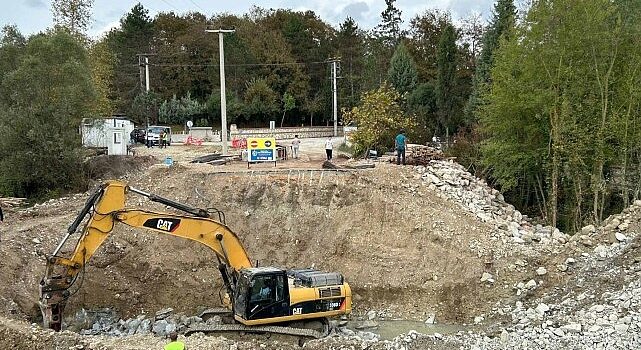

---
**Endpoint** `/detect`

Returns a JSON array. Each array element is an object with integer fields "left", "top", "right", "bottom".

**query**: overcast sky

[{"left": 2, "top": 0, "right": 496, "bottom": 38}]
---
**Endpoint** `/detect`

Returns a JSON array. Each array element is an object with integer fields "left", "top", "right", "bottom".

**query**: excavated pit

[
  {"left": 6, "top": 156, "right": 621, "bottom": 348},
  {"left": 0, "top": 164, "right": 510, "bottom": 322}
]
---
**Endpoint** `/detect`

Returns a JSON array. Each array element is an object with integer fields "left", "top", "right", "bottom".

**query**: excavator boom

[
  {"left": 39, "top": 181, "right": 251, "bottom": 330},
  {"left": 39, "top": 180, "right": 351, "bottom": 338}
]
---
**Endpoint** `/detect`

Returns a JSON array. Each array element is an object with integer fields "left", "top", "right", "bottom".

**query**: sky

[{"left": 1, "top": 0, "right": 496, "bottom": 38}]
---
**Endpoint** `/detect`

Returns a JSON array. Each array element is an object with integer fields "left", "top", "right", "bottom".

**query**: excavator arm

[{"left": 39, "top": 181, "right": 252, "bottom": 331}]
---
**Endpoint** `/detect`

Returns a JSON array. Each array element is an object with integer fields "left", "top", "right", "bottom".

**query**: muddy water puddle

[{"left": 347, "top": 320, "right": 465, "bottom": 340}]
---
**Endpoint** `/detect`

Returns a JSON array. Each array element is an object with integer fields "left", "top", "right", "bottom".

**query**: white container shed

[{"left": 81, "top": 116, "right": 135, "bottom": 151}]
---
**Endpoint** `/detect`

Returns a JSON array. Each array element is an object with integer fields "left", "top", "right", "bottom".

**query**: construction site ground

[{"left": 1, "top": 138, "right": 640, "bottom": 349}]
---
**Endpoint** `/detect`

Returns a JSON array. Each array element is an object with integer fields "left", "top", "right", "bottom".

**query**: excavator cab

[{"left": 234, "top": 267, "right": 290, "bottom": 321}]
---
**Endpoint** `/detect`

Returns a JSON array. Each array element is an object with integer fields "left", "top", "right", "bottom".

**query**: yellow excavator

[{"left": 39, "top": 181, "right": 351, "bottom": 339}]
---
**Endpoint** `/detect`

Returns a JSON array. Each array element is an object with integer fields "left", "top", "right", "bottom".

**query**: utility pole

[
  {"left": 137, "top": 53, "right": 155, "bottom": 142},
  {"left": 145, "top": 57, "right": 150, "bottom": 92},
  {"left": 136, "top": 53, "right": 155, "bottom": 92},
  {"left": 328, "top": 57, "right": 341, "bottom": 137},
  {"left": 206, "top": 28, "right": 235, "bottom": 155}
]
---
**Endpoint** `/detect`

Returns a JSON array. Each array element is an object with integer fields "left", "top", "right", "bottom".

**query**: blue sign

[{"left": 250, "top": 149, "right": 275, "bottom": 161}]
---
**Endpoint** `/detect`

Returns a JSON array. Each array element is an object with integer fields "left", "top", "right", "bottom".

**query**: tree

[
  {"left": 130, "top": 91, "right": 160, "bottom": 125},
  {"left": 159, "top": 92, "right": 203, "bottom": 125},
  {"left": 459, "top": 13, "right": 486, "bottom": 65},
  {"left": 0, "top": 25, "right": 26, "bottom": 75},
  {"left": 87, "top": 39, "right": 115, "bottom": 117},
  {"left": 280, "top": 92, "right": 295, "bottom": 127},
  {"left": 0, "top": 29, "right": 95, "bottom": 198},
  {"left": 342, "top": 83, "right": 418, "bottom": 155},
  {"left": 407, "top": 82, "right": 437, "bottom": 141},
  {"left": 387, "top": 43, "right": 418, "bottom": 95},
  {"left": 407, "top": 9, "right": 452, "bottom": 81},
  {"left": 368, "top": 0, "right": 404, "bottom": 87},
  {"left": 465, "top": 0, "right": 516, "bottom": 123},
  {"left": 374, "top": 0, "right": 403, "bottom": 48},
  {"left": 105, "top": 3, "right": 153, "bottom": 112},
  {"left": 435, "top": 23, "right": 458, "bottom": 135},
  {"left": 51, "top": 0, "right": 94, "bottom": 35},
  {"left": 480, "top": 0, "right": 641, "bottom": 230},
  {"left": 243, "top": 78, "right": 279, "bottom": 123},
  {"left": 336, "top": 17, "right": 366, "bottom": 110}
]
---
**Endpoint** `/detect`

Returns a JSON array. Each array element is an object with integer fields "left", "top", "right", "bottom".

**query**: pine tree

[
  {"left": 387, "top": 43, "right": 418, "bottom": 95},
  {"left": 435, "top": 24, "right": 458, "bottom": 135},
  {"left": 374, "top": 0, "right": 403, "bottom": 48},
  {"left": 464, "top": 0, "right": 516, "bottom": 123},
  {"left": 336, "top": 17, "right": 366, "bottom": 109}
]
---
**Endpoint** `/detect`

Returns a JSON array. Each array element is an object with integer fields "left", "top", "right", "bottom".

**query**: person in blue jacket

[{"left": 395, "top": 129, "right": 407, "bottom": 165}]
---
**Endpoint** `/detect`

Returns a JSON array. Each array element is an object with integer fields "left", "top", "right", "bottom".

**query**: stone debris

[
  {"left": 414, "top": 161, "right": 571, "bottom": 251},
  {"left": 480, "top": 272, "right": 495, "bottom": 283}
]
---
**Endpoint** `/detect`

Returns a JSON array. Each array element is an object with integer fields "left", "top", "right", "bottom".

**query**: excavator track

[{"left": 184, "top": 321, "right": 329, "bottom": 339}]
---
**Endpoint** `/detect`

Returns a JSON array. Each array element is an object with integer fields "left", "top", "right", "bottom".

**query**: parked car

[
  {"left": 147, "top": 126, "right": 172, "bottom": 146},
  {"left": 130, "top": 128, "right": 146, "bottom": 144}
]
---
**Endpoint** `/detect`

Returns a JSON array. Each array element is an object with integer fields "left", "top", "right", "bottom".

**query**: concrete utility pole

[
  {"left": 137, "top": 53, "right": 155, "bottom": 142},
  {"left": 145, "top": 57, "right": 150, "bottom": 92},
  {"left": 328, "top": 58, "right": 341, "bottom": 137},
  {"left": 206, "top": 28, "right": 235, "bottom": 155}
]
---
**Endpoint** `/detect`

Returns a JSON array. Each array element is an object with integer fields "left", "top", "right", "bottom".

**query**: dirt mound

[{"left": 84, "top": 155, "right": 155, "bottom": 181}]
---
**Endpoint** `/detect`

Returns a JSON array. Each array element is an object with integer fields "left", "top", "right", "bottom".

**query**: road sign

[{"left": 247, "top": 137, "right": 276, "bottom": 165}]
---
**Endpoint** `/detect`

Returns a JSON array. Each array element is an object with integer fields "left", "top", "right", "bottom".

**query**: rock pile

[
  {"left": 415, "top": 160, "right": 570, "bottom": 247},
  {"left": 402, "top": 144, "right": 445, "bottom": 165},
  {"left": 73, "top": 308, "right": 203, "bottom": 337}
]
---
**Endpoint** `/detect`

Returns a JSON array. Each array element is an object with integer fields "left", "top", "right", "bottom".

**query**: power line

[
  {"left": 157, "top": 0, "right": 179, "bottom": 11},
  {"left": 149, "top": 61, "right": 330, "bottom": 68},
  {"left": 186, "top": 0, "right": 206, "bottom": 13}
]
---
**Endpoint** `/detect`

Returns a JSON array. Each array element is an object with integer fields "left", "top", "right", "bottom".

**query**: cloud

[
  {"left": 24, "top": 0, "right": 46, "bottom": 8},
  {"left": 90, "top": 20, "right": 120, "bottom": 39},
  {"left": 340, "top": 1, "right": 369, "bottom": 22},
  {"left": 448, "top": 0, "right": 494, "bottom": 19}
]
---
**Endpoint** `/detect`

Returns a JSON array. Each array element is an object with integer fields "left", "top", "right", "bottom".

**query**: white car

[{"left": 147, "top": 126, "right": 172, "bottom": 146}]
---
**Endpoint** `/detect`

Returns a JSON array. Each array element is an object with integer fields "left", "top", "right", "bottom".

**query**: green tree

[
  {"left": 387, "top": 42, "right": 418, "bottom": 95},
  {"left": 374, "top": 0, "right": 403, "bottom": 49},
  {"left": 407, "top": 9, "right": 452, "bottom": 81},
  {"left": 481, "top": 0, "right": 641, "bottom": 230},
  {"left": 87, "top": 39, "right": 115, "bottom": 117},
  {"left": 243, "top": 78, "right": 279, "bottom": 122},
  {"left": 105, "top": 3, "right": 153, "bottom": 112},
  {"left": 465, "top": 0, "right": 516, "bottom": 123},
  {"left": 280, "top": 92, "right": 295, "bottom": 127},
  {"left": 159, "top": 92, "right": 203, "bottom": 125},
  {"left": 130, "top": 91, "right": 159, "bottom": 125},
  {"left": 336, "top": 17, "right": 366, "bottom": 110},
  {"left": 407, "top": 82, "right": 437, "bottom": 140},
  {"left": 0, "top": 25, "right": 26, "bottom": 75},
  {"left": 435, "top": 23, "right": 458, "bottom": 135},
  {"left": 51, "top": 0, "right": 94, "bottom": 35},
  {"left": 367, "top": 0, "right": 404, "bottom": 88},
  {"left": 342, "top": 83, "right": 418, "bottom": 155},
  {"left": 0, "top": 29, "right": 95, "bottom": 197}
]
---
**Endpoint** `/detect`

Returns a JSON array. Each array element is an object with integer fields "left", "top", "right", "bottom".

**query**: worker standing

[
  {"left": 325, "top": 137, "right": 333, "bottom": 161},
  {"left": 395, "top": 129, "right": 407, "bottom": 165},
  {"left": 292, "top": 135, "right": 301, "bottom": 159},
  {"left": 164, "top": 332, "right": 185, "bottom": 350},
  {"left": 159, "top": 131, "right": 166, "bottom": 149}
]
